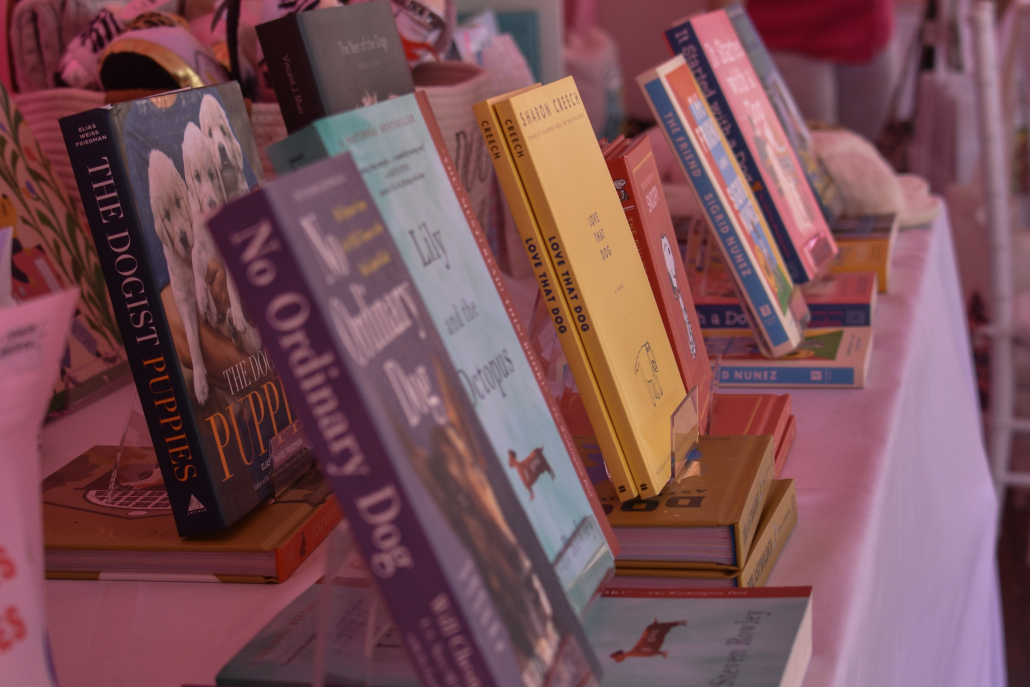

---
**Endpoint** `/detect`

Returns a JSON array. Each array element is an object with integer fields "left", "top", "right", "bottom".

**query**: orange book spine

[{"left": 273, "top": 495, "right": 343, "bottom": 582}]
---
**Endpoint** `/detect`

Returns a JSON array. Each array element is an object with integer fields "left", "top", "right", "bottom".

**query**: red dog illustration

[
  {"left": 507, "top": 448, "right": 554, "bottom": 500},
  {"left": 610, "top": 619, "right": 687, "bottom": 662}
]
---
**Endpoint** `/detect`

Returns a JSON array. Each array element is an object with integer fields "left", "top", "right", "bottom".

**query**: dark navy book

[
  {"left": 60, "top": 84, "right": 309, "bottom": 537},
  {"left": 206, "top": 151, "right": 601, "bottom": 687}
]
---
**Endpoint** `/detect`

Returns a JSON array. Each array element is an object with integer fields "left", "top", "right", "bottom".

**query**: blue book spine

[
  {"left": 61, "top": 109, "right": 232, "bottom": 536},
  {"left": 665, "top": 22, "right": 809, "bottom": 283},
  {"left": 642, "top": 77, "right": 791, "bottom": 349},
  {"left": 698, "top": 302, "right": 870, "bottom": 329},
  {"left": 716, "top": 364, "right": 855, "bottom": 387}
]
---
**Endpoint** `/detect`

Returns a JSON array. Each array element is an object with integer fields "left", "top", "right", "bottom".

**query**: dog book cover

[
  {"left": 207, "top": 151, "right": 601, "bottom": 687},
  {"left": 60, "top": 84, "right": 310, "bottom": 537}
]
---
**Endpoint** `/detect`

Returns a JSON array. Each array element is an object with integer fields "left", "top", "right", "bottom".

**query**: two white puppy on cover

[{"left": 148, "top": 94, "right": 260, "bottom": 405}]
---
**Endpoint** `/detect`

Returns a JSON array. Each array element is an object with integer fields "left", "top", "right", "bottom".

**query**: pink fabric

[{"left": 747, "top": 0, "right": 895, "bottom": 64}]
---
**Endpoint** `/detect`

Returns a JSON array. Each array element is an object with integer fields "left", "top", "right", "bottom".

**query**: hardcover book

[
  {"left": 829, "top": 213, "right": 898, "bottom": 292},
  {"left": 724, "top": 3, "right": 845, "bottom": 225},
  {"left": 665, "top": 9, "right": 839, "bottom": 284},
  {"left": 598, "top": 434, "right": 775, "bottom": 568},
  {"left": 706, "top": 327, "right": 874, "bottom": 388},
  {"left": 709, "top": 393, "right": 794, "bottom": 477},
  {"left": 60, "top": 84, "right": 309, "bottom": 536},
  {"left": 267, "top": 91, "right": 618, "bottom": 614},
  {"left": 0, "top": 82, "right": 128, "bottom": 415},
  {"left": 257, "top": 0, "right": 415, "bottom": 133},
  {"left": 207, "top": 151, "right": 601, "bottom": 687},
  {"left": 489, "top": 78, "right": 692, "bottom": 500},
  {"left": 583, "top": 584, "right": 812, "bottom": 687},
  {"left": 473, "top": 88, "right": 638, "bottom": 500},
  {"left": 638, "top": 55, "right": 809, "bottom": 358},
  {"left": 605, "top": 135, "right": 712, "bottom": 431},
  {"left": 615, "top": 478, "right": 798, "bottom": 588},
  {"left": 43, "top": 446, "right": 340, "bottom": 583}
]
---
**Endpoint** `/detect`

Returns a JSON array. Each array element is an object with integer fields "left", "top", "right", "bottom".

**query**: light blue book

[
  {"left": 584, "top": 586, "right": 812, "bottom": 687},
  {"left": 268, "top": 92, "right": 614, "bottom": 616}
]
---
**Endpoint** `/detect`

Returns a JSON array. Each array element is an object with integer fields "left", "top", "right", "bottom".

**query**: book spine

[
  {"left": 734, "top": 442, "right": 774, "bottom": 567},
  {"left": 256, "top": 16, "right": 327, "bottom": 134},
  {"left": 698, "top": 301, "right": 870, "bottom": 329},
  {"left": 473, "top": 100, "right": 638, "bottom": 502},
  {"left": 423, "top": 94, "right": 621, "bottom": 550},
  {"left": 491, "top": 97, "right": 668, "bottom": 499},
  {"left": 715, "top": 363, "right": 856, "bottom": 387},
  {"left": 272, "top": 495, "right": 343, "bottom": 582},
  {"left": 210, "top": 190, "right": 502, "bottom": 687},
  {"left": 60, "top": 110, "right": 227, "bottom": 536},
  {"left": 267, "top": 124, "right": 331, "bottom": 176},
  {"left": 665, "top": 23, "right": 809, "bottom": 283},
  {"left": 641, "top": 75, "right": 795, "bottom": 356},
  {"left": 741, "top": 480, "right": 797, "bottom": 588}
]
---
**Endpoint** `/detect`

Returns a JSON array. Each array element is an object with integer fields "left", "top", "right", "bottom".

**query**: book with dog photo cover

[
  {"left": 267, "top": 91, "right": 617, "bottom": 617},
  {"left": 60, "top": 83, "right": 311, "bottom": 537},
  {"left": 207, "top": 150, "right": 602, "bottom": 687}
]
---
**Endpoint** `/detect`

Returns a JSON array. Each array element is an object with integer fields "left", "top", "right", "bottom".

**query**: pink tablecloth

[{"left": 41, "top": 209, "right": 1005, "bottom": 687}]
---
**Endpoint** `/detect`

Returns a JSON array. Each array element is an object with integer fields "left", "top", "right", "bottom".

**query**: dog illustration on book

[
  {"left": 634, "top": 341, "right": 663, "bottom": 407},
  {"left": 610, "top": 619, "right": 687, "bottom": 662},
  {"left": 661, "top": 235, "right": 697, "bottom": 359},
  {"left": 508, "top": 448, "right": 555, "bottom": 500},
  {"left": 199, "top": 94, "right": 248, "bottom": 200}
]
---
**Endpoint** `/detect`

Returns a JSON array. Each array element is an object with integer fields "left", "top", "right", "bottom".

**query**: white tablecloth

[{"left": 40, "top": 210, "right": 1006, "bottom": 687}]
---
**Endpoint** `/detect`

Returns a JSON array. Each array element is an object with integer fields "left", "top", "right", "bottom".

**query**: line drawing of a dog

[{"left": 199, "top": 94, "right": 249, "bottom": 200}]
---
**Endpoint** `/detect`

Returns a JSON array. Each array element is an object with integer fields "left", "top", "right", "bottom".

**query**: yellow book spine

[
  {"left": 492, "top": 86, "right": 685, "bottom": 498},
  {"left": 740, "top": 479, "right": 797, "bottom": 588},
  {"left": 473, "top": 97, "right": 638, "bottom": 500},
  {"left": 830, "top": 240, "right": 889, "bottom": 292}
]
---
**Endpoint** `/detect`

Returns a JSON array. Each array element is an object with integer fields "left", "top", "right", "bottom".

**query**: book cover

[
  {"left": 491, "top": 77, "right": 692, "bottom": 499},
  {"left": 709, "top": 393, "right": 792, "bottom": 477},
  {"left": 43, "top": 446, "right": 340, "bottom": 583},
  {"left": 829, "top": 213, "right": 898, "bottom": 292},
  {"left": 0, "top": 82, "right": 128, "bottom": 415},
  {"left": 208, "top": 151, "right": 601, "bottom": 687},
  {"left": 666, "top": 10, "right": 838, "bottom": 284},
  {"left": 638, "top": 55, "right": 809, "bottom": 358},
  {"left": 583, "top": 584, "right": 812, "bottom": 687},
  {"left": 725, "top": 3, "right": 845, "bottom": 225},
  {"left": 599, "top": 435, "right": 775, "bottom": 568},
  {"left": 60, "top": 84, "right": 308, "bottom": 536},
  {"left": 257, "top": 0, "right": 414, "bottom": 133},
  {"left": 605, "top": 136, "right": 712, "bottom": 431},
  {"left": 268, "top": 92, "right": 618, "bottom": 614},
  {"left": 706, "top": 327, "right": 874, "bottom": 388},
  {"left": 473, "top": 89, "right": 638, "bottom": 501},
  {"left": 615, "top": 478, "right": 798, "bottom": 588}
]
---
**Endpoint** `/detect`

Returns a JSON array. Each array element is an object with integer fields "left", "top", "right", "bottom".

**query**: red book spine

[{"left": 273, "top": 496, "right": 344, "bottom": 582}]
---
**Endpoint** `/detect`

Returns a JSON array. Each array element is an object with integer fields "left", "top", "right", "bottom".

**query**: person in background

[{"left": 745, "top": 0, "right": 897, "bottom": 142}]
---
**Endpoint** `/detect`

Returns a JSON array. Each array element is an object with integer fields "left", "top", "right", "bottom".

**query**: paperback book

[
  {"left": 44, "top": 446, "right": 339, "bottom": 583},
  {"left": 487, "top": 78, "right": 692, "bottom": 500},
  {"left": 665, "top": 9, "right": 838, "bottom": 283},
  {"left": 61, "top": 84, "right": 310, "bottom": 536},
  {"left": 208, "top": 150, "right": 601, "bottom": 687},
  {"left": 828, "top": 212, "right": 899, "bottom": 293},
  {"left": 268, "top": 91, "right": 618, "bottom": 614},
  {"left": 604, "top": 135, "right": 713, "bottom": 430},
  {"left": 598, "top": 434, "right": 775, "bottom": 568},
  {"left": 706, "top": 327, "right": 874, "bottom": 388},
  {"left": 709, "top": 393, "right": 795, "bottom": 477},
  {"left": 257, "top": 0, "right": 414, "bottom": 133},
  {"left": 638, "top": 54, "right": 809, "bottom": 358}
]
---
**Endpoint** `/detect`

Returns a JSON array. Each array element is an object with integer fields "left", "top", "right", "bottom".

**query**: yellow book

[
  {"left": 473, "top": 90, "right": 638, "bottom": 499},
  {"left": 492, "top": 77, "right": 689, "bottom": 498},
  {"left": 829, "top": 213, "right": 898, "bottom": 292}
]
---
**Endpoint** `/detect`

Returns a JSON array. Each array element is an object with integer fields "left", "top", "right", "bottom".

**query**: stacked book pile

[{"left": 28, "top": 0, "right": 928, "bottom": 684}]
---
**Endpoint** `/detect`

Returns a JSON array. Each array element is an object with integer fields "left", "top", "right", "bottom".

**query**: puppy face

[
  {"left": 148, "top": 149, "right": 193, "bottom": 261},
  {"left": 199, "top": 94, "right": 246, "bottom": 197},
  {"left": 182, "top": 122, "right": 226, "bottom": 219}
]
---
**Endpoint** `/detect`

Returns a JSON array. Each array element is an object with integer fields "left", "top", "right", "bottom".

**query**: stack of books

[{"left": 46, "top": 0, "right": 936, "bottom": 683}]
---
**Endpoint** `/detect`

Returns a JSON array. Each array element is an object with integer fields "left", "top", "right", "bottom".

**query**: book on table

[
  {"left": 615, "top": 478, "right": 798, "bottom": 588},
  {"left": 483, "top": 78, "right": 694, "bottom": 502},
  {"left": 604, "top": 134, "right": 713, "bottom": 431},
  {"left": 266, "top": 90, "right": 618, "bottom": 615},
  {"left": 707, "top": 327, "right": 874, "bottom": 388},
  {"left": 208, "top": 148, "right": 601, "bottom": 687},
  {"left": 709, "top": 393, "right": 795, "bottom": 477},
  {"left": 597, "top": 434, "right": 775, "bottom": 569},
  {"left": 638, "top": 54, "right": 810, "bottom": 359},
  {"left": 827, "top": 212, "right": 899, "bottom": 293},
  {"left": 665, "top": 8, "right": 839, "bottom": 284},
  {"left": 256, "top": 0, "right": 414, "bottom": 133},
  {"left": 43, "top": 446, "right": 340, "bottom": 583},
  {"left": 60, "top": 83, "right": 312, "bottom": 536}
]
